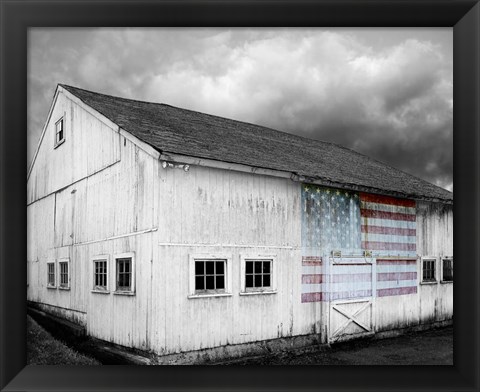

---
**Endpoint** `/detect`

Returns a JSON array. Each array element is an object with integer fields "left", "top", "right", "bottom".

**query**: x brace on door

[{"left": 330, "top": 300, "right": 372, "bottom": 340}]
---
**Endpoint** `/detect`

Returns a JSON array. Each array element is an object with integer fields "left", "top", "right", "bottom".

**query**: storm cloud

[{"left": 28, "top": 28, "right": 453, "bottom": 191}]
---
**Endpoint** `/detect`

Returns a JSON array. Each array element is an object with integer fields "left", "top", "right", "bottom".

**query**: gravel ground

[{"left": 224, "top": 326, "right": 453, "bottom": 365}]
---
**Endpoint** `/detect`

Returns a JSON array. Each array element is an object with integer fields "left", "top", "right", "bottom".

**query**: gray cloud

[{"left": 28, "top": 28, "right": 452, "bottom": 191}]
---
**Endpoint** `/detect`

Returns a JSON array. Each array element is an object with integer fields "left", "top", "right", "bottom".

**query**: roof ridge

[{"left": 59, "top": 83, "right": 343, "bottom": 148}]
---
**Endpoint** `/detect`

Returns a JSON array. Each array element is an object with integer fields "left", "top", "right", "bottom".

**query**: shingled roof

[{"left": 60, "top": 84, "right": 452, "bottom": 203}]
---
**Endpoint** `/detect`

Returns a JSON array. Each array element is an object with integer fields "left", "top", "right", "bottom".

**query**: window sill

[
  {"left": 47, "top": 286, "right": 57, "bottom": 290},
  {"left": 113, "top": 291, "right": 135, "bottom": 296},
  {"left": 54, "top": 139, "right": 65, "bottom": 149},
  {"left": 239, "top": 290, "right": 277, "bottom": 296},
  {"left": 420, "top": 281, "right": 438, "bottom": 285},
  {"left": 188, "top": 293, "right": 232, "bottom": 299},
  {"left": 440, "top": 280, "right": 453, "bottom": 284},
  {"left": 92, "top": 289, "right": 110, "bottom": 294},
  {"left": 58, "top": 287, "right": 70, "bottom": 291}
]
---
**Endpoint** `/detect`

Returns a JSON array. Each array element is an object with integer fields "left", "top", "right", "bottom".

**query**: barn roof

[{"left": 60, "top": 84, "right": 452, "bottom": 203}]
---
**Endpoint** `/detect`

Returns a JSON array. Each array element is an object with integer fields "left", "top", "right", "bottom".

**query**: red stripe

[
  {"left": 360, "top": 209, "right": 416, "bottom": 222},
  {"left": 301, "top": 292, "right": 324, "bottom": 303},
  {"left": 377, "top": 286, "right": 417, "bottom": 297},
  {"left": 302, "top": 274, "right": 323, "bottom": 284},
  {"left": 362, "top": 241, "right": 416, "bottom": 251},
  {"left": 377, "top": 259, "right": 417, "bottom": 265},
  {"left": 360, "top": 193, "right": 415, "bottom": 208},
  {"left": 377, "top": 272, "right": 417, "bottom": 281},
  {"left": 361, "top": 225, "right": 416, "bottom": 236},
  {"left": 331, "top": 273, "right": 372, "bottom": 283}
]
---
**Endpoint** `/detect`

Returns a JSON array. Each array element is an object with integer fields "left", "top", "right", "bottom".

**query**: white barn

[{"left": 27, "top": 84, "right": 453, "bottom": 363}]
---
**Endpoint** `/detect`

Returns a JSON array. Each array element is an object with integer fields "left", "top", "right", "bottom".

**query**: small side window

[
  {"left": 55, "top": 117, "right": 65, "bottom": 147},
  {"left": 114, "top": 253, "right": 135, "bottom": 295},
  {"left": 47, "top": 262, "right": 56, "bottom": 288},
  {"left": 58, "top": 258, "right": 70, "bottom": 289},
  {"left": 93, "top": 258, "right": 108, "bottom": 291},
  {"left": 442, "top": 258, "right": 453, "bottom": 282},
  {"left": 422, "top": 258, "right": 436, "bottom": 283}
]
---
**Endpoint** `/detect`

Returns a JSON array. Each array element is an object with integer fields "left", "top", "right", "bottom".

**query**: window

[
  {"left": 47, "top": 262, "right": 56, "bottom": 288},
  {"left": 240, "top": 255, "right": 277, "bottom": 295},
  {"left": 188, "top": 254, "right": 232, "bottom": 298},
  {"left": 55, "top": 117, "right": 65, "bottom": 146},
  {"left": 93, "top": 257, "right": 108, "bottom": 292},
  {"left": 422, "top": 258, "right": 436, "bottom": 282},
  {"left": 442, "top": 258, "right": 453, "bottom": 282},
  {"left": 114, "top": 253, "right": 135, "bottom": 294},
  {"left": 58, "top": 259, "right": 70, "bottom": 289},
  {"left": 195, "top": 260, "right": 226, "bottom": 292},
  {"left": 246, "top": 260, "right": 272, "bottom": 290}
]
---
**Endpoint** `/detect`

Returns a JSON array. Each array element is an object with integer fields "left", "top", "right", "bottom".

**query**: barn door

[{"left": 327, "top": 257, "right": 376, "bottom": 343}]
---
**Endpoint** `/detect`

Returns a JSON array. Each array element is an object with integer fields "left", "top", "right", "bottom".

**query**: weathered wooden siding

[
  {"left": 416, "top": 201, "right": 453, "bottom": 324},
  {"left": 27, "top": 90, "right": 120, "bottom": 205},
  {"left": 374, "top": 201, "right": 453, "bottom": 331},
  {"left": 151, "top": 165, "right": 321, "bottom": 354},
  {"left": 27, "top": 93, "right": 159, "bottom": 350}
]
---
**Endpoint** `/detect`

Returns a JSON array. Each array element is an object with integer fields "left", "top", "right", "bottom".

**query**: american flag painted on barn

[
  {"left": 301, "top": 185, "right": 419, "bottom": 302},
  {"left": 301, "top": 185, "right": 362, "bottom": 257},
  {"left": 360, "top": 193, "right": 417, "bottom": 257}
]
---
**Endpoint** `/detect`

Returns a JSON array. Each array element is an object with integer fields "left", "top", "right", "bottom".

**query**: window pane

[
  {"left": 263, "top": 262, "right": 270, "bottom": 273},
  {"left": 254, "top": 262, "right": 262, "bottom": 273},
  {"left": 246, "top": 261, "right": 253, "bottom": 273},
  {"left": 254, "top": 274, "right": 262, "bottom": 287},
  {"left": 195, "top": 276, "right": 204, "bottom": 290},
  {"left": 205, "top": 261, "right": 214, "bottom": 275},
  {"left": 124, "top": 260, "right": 130, "bottom": 273},
  {"left": 216, "top": 261, "right": 224, "bottom": 275},
  {"left": 195, "top": 261, "right": 204, "bottom": 275},
  {"left": 263, "top": 274, "right": 271, "bottom": 287},
  {"left": 246, "top": 274, "right": 253, "bottom": 288},
  {"left": 205, "top": 275, "right": 215, "bottom": 289},
  {"left": 216, "top": 276, "right": 225, "bottom": 289}
]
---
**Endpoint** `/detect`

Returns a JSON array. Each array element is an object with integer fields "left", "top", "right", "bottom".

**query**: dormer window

[{"left": 55, "top": 117, "right": 65, "bottom": 147}]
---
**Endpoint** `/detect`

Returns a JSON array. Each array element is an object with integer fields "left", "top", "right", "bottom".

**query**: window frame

[
  {"left": 58, "top": 258, "right": 70, "bottom": 290},
  {"left": 92, "top": 255, "right": 110, "bottom": 294},
  {"left": 421, "top": 257, "right": 438, "bottom": 284},
  {"left": 113, "top": 252, "right": 135, "bottom": 295},
  {"left": 441, "top": 257, "right": 453, "bottom": 283},
  {"left": 188, "top": 254, "right": 232, "bottom": 298},
  {"left": 54, "top": 116, "right": 65, "bottom": 148},
  {"left": 47, "top": 261, "right": 56, "bottom": 289},
  {"left": 240, "top": 254, "right": 277, "bottom": 295}
]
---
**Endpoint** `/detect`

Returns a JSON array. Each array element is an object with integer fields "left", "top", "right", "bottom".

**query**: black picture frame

[{"left": 1, "top": 1, "right": 479, "bottom": 391}]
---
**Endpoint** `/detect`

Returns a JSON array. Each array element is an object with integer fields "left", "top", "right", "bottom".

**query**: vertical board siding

[
  {"left": 416, "top": 201, "right": 453, "bottom": 323},
  {"left": 27, "top": 92, "right": 120, "bottom": 205},
  {"left": 153, "top": 165, "right": 308, "bottom": 354},
  {"left": 27, "top": 94, "right": 157, "bottom": 351}
]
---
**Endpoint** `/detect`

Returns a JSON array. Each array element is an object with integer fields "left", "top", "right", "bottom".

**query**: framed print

[{"left": 1, "top": 1, "right": 479, "bottom": 391}]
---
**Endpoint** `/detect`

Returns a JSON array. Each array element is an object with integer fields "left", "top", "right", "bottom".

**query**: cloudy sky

[{"left": 28, "top": 28, "right": 453, "bottom": 191}]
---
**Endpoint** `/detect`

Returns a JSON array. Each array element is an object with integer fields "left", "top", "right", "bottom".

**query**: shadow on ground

[{"left": 222, "top": 326, "right": 453, "bottom": 365}]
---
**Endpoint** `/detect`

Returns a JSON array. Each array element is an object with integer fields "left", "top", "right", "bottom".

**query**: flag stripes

[{"left": 360, "top": 193, "right": 416, "bottom": 257}]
